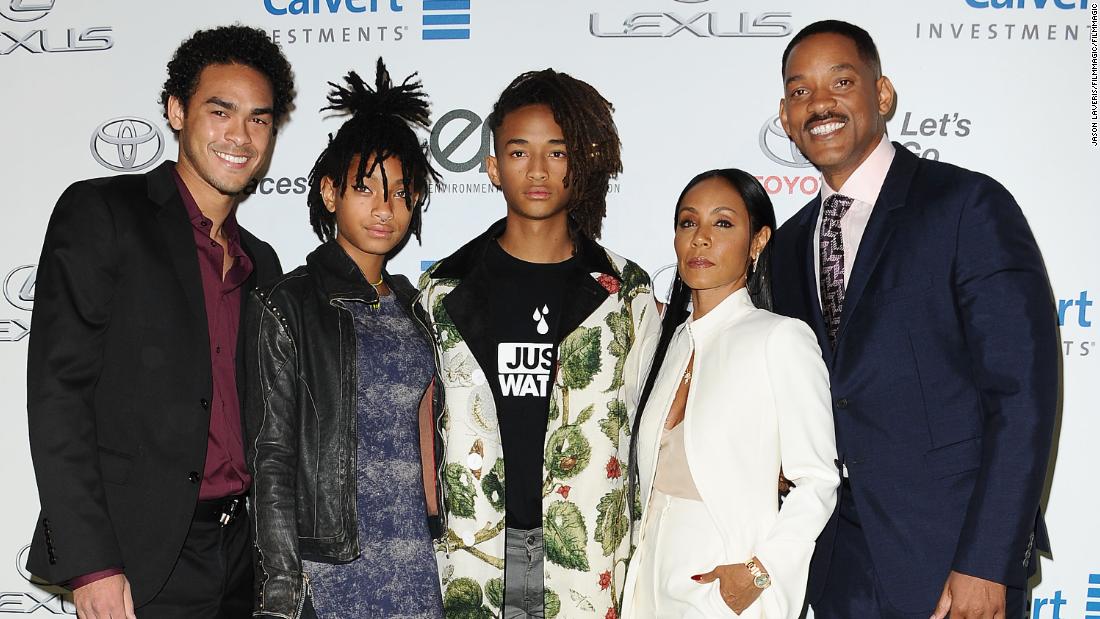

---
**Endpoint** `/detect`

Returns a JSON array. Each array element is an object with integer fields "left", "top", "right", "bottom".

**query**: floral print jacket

[{"left": 416, "top": 220, "right": 659, "bottom": 618}]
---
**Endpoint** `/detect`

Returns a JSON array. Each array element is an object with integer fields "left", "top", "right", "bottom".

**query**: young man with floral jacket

[{"left": 418, "top": 70, "right": 658, "bottom": 618}]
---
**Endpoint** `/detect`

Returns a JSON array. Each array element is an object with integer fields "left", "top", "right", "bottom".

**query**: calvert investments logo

[
  {"left": 421, "top": 0, "right": 470, "bottom": 40},
  {"left": 914, "top": 0, "right": 1085, "bottom": 41},
  {"left": 89, "top": 117, "right": 165, "bottom": 173},
  {"left": 0, "top": 0, "right": 113, "bottom": 55},
  {"left": 1058, "top": 290, "right": 1094, "bottom": 358},
  {"left": 965, "top": 0, "right": 1087, "bottom": 8},
  {"left": 590, "top": 0, "right": 791, "bottom": 39},
  {"left": 1, "top": 264, "right": 33, "bottom": 342},
  {"left": 263, "top": 0, "right": 411, "bottom": 46}
]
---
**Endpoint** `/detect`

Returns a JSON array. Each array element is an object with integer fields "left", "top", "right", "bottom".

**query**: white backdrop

[{"left": 1, "top": 0, "right": 1097, "bottom": 616}]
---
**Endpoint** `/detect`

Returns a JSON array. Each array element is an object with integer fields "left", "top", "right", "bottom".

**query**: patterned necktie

[{"left": 819, "top": 193, "right": 854, "bottom": 346}]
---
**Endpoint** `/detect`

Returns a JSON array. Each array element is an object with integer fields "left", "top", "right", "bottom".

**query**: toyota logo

[
  {"left": 0, "top": 0, "right": 54, "bottom": 22},
  {"left": 90, "top": 117, "right": 165, "bottom": 172},
  {"left": 4, "top": 264, "right": 35, "bottom": 311},
  {"left": 759, "top": 114, "right": 813, "bottom": 168}
]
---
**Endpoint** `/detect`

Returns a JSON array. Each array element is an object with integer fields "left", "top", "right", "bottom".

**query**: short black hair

[
  {"left": 160, "top": 25, "right": 296, "bottom": 129},
  {"left": 488, "top": 69, "right": 622, "bottom": 241},
  {"left": 782, "top": 20, "right": 882, "bottom": 79},
  {"left": 627, "top": 169, "right": 777, "bottom": 526},
  {"left": 307, "top": 58, "right": 440, "bottom": 249}
]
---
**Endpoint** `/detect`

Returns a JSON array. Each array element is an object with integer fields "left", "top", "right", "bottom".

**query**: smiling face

[
  {"left": 674, "top": 177, "right": 771, "bottom": 298},
  {"left": 168, "top": 63, "right": 275, "bottom": 201},
  {"left": 486, "top": 104, "right": 573, "bottom": 226},
  {"left": 322, "top": 155, "right": 414, "bottom": 269},
  {"left": 779, "top": 32, "right": 894, "bottom": 189}
]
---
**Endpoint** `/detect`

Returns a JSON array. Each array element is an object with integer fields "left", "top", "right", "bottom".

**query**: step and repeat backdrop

[{"left": 1, "top": 0, "right": 1097, "bottom": 616}]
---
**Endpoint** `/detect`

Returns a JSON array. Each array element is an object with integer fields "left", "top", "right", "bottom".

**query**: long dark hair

[{"left": 626, "top": 169, "right": 777, "bottom": 523}]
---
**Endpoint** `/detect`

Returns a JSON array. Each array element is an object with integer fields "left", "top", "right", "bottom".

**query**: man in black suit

[
  {"left": 771, "top": 20, "right": 1057, "bottom": 619},
  {"left": 25, "top": 26, "right": 295, "bottom": 618}
]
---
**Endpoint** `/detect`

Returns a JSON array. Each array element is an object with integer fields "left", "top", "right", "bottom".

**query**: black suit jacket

[
  {"left": 772, "top": 145, "right": 1057, "bottom": 613},
  {"left": 25, "top": 161, "right": 281, "bottom": 606}
]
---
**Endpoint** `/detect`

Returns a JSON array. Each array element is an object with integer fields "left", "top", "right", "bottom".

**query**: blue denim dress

[{"left": 304, "top": 294, "right": 443, "bottom": 619}]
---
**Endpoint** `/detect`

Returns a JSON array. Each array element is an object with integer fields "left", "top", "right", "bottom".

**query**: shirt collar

[
  {"left": 171, "top": 165, "right": 245, "bottom": 257},
  {"left": 821, "top": 134, "right": 896, "bottom": 206}
]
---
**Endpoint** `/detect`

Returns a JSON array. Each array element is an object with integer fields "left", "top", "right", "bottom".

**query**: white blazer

[{"left": 621, "top": 288, "right": 839, "bottom": 618}]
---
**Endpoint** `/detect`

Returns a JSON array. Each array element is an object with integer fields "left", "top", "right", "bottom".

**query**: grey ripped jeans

[{"left": 503, "top": 526, "right": 545, "bottom": 619}]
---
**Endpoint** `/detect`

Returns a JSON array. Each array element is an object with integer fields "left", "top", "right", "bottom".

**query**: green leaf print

[
  {"left": 576, "top": 404, "right": 595, "bottom": 425},
  {"left": 544, "top": 588, "right": 561, "bottom": 619},
  {"left": 599, "top": 399, "right": 628, "bottom": 450},
  {"left": 481, "top": 458, "right": 506, "bottom": 512},
  {"left": 604, "top": 306, "right": 634, "bottom": 392},
  {"left": 432, "top": 295, "right": 462, "bottom": 352},
  {"left": 485, "top": 577, "right": 504, "bottom": 609},
  {"left": 618, "top": 261, "right": 651, "bottom": 302},
  {"left": 443, "top": 578, "right": 494, "bottom": 619},
  {"left": 445, "top": 463, "right": 477, "bottom": 518},
  {"left": 548, "top": 392, "right": 560, "bottom": 421},
  {"left": 559, "top": 326, "right": 602, "bottom": 390},
  {"left": 594, "top": 488, "right": 629, "bottom": 557},
  {"left": 544, "top": 500, "right": 591, "bottom": 572},
  {"left": 545, "top": 425, "right": 592, "bottom": 480}
]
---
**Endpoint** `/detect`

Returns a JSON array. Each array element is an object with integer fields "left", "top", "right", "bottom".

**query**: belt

[{"left": 193, "top": 494, "right": 247, "bottom": 526}]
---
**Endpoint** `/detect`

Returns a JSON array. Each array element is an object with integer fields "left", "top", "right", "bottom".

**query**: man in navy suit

[{"left": 770, "top": 20, "right": 1058, "bottom": 619}]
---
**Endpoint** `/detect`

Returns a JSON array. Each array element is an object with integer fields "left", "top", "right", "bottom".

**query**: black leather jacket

[{"left": 244, "top": 242, "right": 444, "bottom": 618}]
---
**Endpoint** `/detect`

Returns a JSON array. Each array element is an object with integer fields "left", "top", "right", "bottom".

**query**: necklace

[
  {"left": 367, "top": 274, "right": 384, "bottom": 310},
  {"left": 682, "top": 370, "right": 692, "bottom": 385}
]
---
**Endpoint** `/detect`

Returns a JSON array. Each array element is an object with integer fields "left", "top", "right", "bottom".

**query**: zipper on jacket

[
  {"left": 294, "top": 573, "right": 311, "bottom": 619},
  {"left": 411, "top": 288, "right": 450, "bottom": 542}
]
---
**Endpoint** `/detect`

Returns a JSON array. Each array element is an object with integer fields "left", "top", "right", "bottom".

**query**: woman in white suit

[{"left": 621, "top": 169, "right": 839, "bottom": 618}]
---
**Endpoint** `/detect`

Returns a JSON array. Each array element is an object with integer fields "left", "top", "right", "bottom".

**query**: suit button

[
  {"left": 188, "top": 471, "right": 200, "bottom": 484},
  {"left": 199, "top": 398, "right": 209, "bottom": 409},
  {"left": 836, "top": 398, "right": 849, "bottom": 409}
]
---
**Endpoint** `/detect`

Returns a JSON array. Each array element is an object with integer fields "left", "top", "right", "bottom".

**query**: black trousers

[
  {"left": 137, "top": 510, "right": 253, "bottom": 619},
  {"left": 813, "top": 483, "right": 1025, "bottom": 619}
]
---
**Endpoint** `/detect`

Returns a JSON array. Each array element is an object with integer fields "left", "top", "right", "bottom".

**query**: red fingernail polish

[{"left": 690, "top": 574, "right": 702, "bottom": 581}]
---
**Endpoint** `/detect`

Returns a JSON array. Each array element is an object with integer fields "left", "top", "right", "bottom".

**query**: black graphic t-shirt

[{"left": 485, "top": 241, "right": 576, "bottom": 529}]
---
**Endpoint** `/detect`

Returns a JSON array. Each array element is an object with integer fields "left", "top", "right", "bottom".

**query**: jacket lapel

[
  {"left": 795, "top": 194, "right": 831, "bottom": 354},
  {"left": 147, "top": 162, "right": 207, "bottom": 329},
  {"left": 433, "top": 219, "right": 615, "bottom": 377},
  {"left": 558, "top": 232, "right": 613, "bottom": 340},
  {"left": 835, "top": 144, "right": 918, "bottom": 344}
]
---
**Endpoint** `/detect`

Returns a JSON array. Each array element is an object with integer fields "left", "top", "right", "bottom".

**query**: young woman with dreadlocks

[
  {"left": 417, "top": 70, "right": 659, "bottom": 619},
  {"left": 619, "top": 170, "right": 839, "bottom": 618},
  {"left": 244, "top": 58, "right": 444, "bottom": 619}
]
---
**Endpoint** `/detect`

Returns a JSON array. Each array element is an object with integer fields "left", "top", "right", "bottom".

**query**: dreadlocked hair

[
  {"left": 307, "top": 57, "right": 440, "bottom": 249},
  {"left": 488, "top": 69, "right": 622, "bottom": 240}
]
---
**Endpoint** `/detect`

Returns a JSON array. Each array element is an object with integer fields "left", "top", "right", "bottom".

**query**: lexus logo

[
  {"left": 0, "top": 0, "right": 54, "bottom": 22},
  {"left": 15, "top": 544, "right": 32, "bottom": 582},
  {"left": 90, "top": 117, "right": 165, "bottom": 172},
  {"left": 759, "top": 114, "right": 812, "bottom": 168},
  {"left": 4, "top": 264, "right": 35, "bottom": 311}
]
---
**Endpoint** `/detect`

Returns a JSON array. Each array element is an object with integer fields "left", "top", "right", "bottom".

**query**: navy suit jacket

[{"left": 771, "top": 144, "right": 1057, "bottom": 613}]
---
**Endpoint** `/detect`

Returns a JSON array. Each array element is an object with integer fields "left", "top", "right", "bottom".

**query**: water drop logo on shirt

[{"left": 498, "top": 305, "right": 554, "bottom": 397}]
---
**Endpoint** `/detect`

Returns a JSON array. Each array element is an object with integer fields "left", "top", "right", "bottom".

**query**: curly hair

[
  {"left": 488, "top": 69, "right": 623, "bottom": 241},
  {"left": 160, "top": 25, "right": 296, "bottom": 129},
  {"left": 307, "top": 57, "right": 440, "bottom": 249}
]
